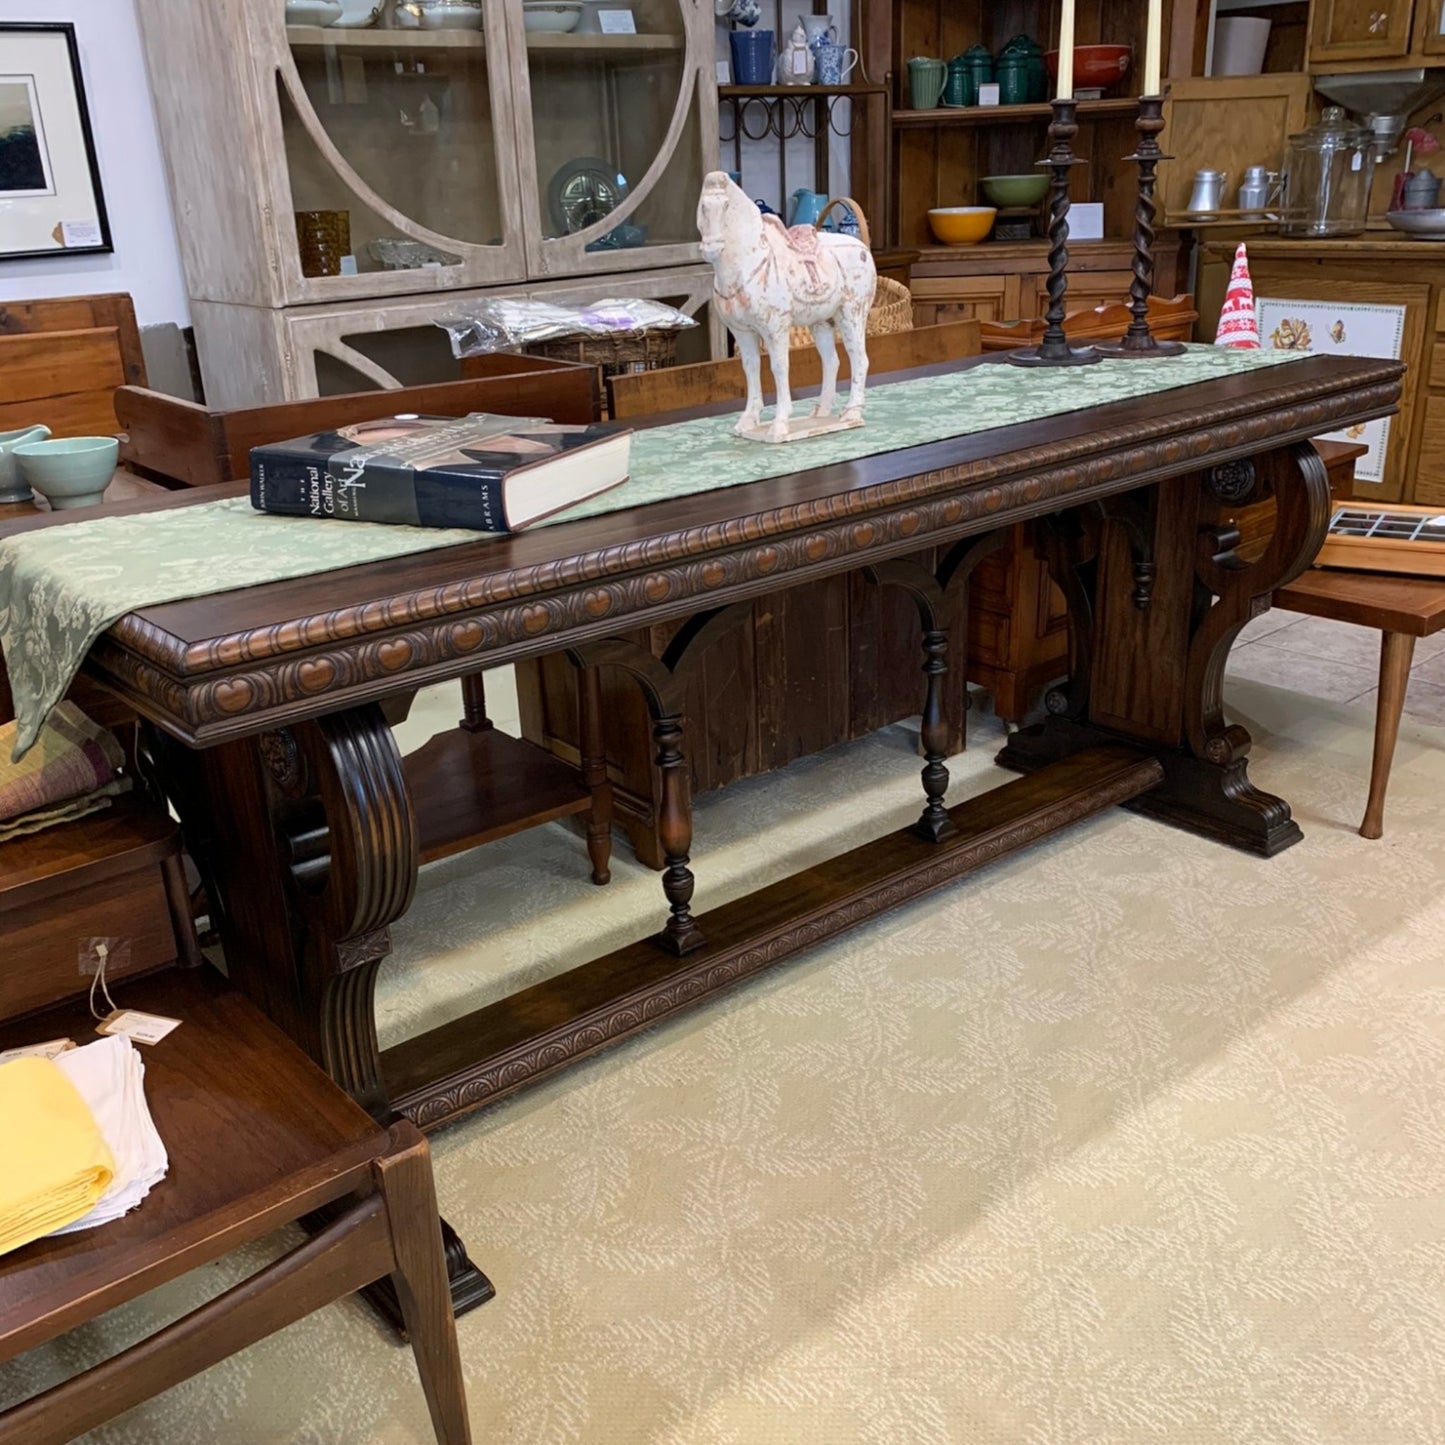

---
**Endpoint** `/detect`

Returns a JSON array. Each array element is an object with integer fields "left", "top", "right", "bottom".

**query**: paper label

[
  {"left": 792, "top": 48, "right": 808, "bottom": 73},
  {"left": 96, "top": 1010, "right": 182, "bottom": 1046},
  {"left": 60, "top": 220, "right": 103, "bottom": 248},
  {"left": 598, "top": 9, "right": 636, "bottom": 32},
  {"left": 0, "top": 1038, "right": 76, "bottom": 1065}
]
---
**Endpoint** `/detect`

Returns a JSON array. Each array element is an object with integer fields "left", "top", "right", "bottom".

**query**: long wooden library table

[{"left": 0, "top": 351, "right": 1403, "bottom": 1317}]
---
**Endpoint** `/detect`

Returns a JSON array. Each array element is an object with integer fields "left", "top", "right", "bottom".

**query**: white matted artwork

[{"left": 1256, "top": 297, "right": 1406, "bottom": 485}]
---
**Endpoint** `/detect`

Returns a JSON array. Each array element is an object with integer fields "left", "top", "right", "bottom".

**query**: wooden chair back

[
  {"left": 0, "top": 294, "right": 147, "bottom": 438},
  {"left": 117, "top": 355, "right": 601, "bottom": 488},
  {"left": 606, "top": 319, "right": 984, "bottom": 419},
  {"left": 978, "top": 294, "right": 1198, "bottom": 351}
]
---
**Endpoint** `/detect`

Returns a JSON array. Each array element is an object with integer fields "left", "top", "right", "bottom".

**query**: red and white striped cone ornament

[{"left": 1214, "top": 242, "right": 1259, "bottom": 349}]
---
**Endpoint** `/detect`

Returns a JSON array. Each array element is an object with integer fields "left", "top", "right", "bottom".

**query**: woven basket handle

[{"left": 816, "top": 197, "right": 871, "bottom": 250}]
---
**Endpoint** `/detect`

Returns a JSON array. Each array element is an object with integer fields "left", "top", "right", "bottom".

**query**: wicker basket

[
  {"left": 525, "top": 328, "right": 679, "bottom": 380},
  {"left": 787, "top": 197, "right": 913, "bottom": 348}
]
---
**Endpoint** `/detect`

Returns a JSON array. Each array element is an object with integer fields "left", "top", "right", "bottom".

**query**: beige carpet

[{"left": 5, "top": 678, "right": 1445, "bottom": 1444}]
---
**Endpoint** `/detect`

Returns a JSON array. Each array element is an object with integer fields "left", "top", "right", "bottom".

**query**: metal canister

[
  {"left": 1187, "top": 169, "right": 1227, "bottom": 214},
  {"left": 1238, "top": 165, "right": 1272, "bottom": 213}
]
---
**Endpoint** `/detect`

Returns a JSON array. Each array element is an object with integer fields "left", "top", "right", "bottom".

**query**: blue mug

[
  {"left": 730, "top": 28, "right": 775, "bottom": 86},
  {"left": 813, "top": 42, "right": 858, "bottom": 85}
]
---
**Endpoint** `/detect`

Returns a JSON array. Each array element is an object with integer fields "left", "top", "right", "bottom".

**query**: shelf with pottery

[
  {"left": 284, "top": 24, "right": 684, "bottom": 50},
  {"left": 718, "top": 82, "right": 887, "bottom": 98},
  {"left": 891, "top": 96, "right": 1140, "bottom": 127}
]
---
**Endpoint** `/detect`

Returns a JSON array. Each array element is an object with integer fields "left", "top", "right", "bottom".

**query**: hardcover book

[{"left": 250, "top": 412, "right": 631, "bottom": 532}]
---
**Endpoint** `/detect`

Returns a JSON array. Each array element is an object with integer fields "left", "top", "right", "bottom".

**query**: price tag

[
  {"left": 597, "top": 9, "right": 636, "bottom": 32},
  {"left": 59, "top": 219, "right": 103, "bottom": 248},
  {"left": 96, "top": 1010, "right": 182, "bottom": 1046},
  {"left": 0, "top": 1038, "right": 75, "bottom": 1065}
]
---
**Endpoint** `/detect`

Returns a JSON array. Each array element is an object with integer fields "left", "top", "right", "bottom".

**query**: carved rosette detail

[
  {"left": 1206, "top": 458, "right": 1258, "bottom": 504},
  {"left": 259, "top": 727, "right": 304, "bottom": 795}
]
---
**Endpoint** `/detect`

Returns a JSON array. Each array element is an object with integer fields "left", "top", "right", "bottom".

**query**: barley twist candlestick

[
  {"left": 1008, "top": 97, "right": 1101, "bottom": 368},
  {"left": 1096, "top": 93, "right": 1186, "bottom": 359}
]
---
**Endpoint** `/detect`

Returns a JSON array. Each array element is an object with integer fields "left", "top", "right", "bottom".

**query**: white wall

[{"left": 0, "top": 0, "right": 188, "bottom": 326}]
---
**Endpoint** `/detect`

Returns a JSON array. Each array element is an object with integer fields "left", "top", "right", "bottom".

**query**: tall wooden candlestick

[
  {"left": 1008, "top": 98, "right": 1101, "bottom": 368},
  {"left": 1095, "top": 93, "right": 1186, "bottom": 358}
]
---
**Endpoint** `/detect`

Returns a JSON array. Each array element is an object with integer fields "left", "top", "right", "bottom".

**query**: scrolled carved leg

[
  {"left": 999, "top": 444, "right": 1331, "bottom": 856},
  {"left": 151, "top": 702, "right": 494, "bottom": 1325}
]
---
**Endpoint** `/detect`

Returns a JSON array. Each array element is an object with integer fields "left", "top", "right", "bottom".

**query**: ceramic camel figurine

[{"left": 696, "top": 171, "right": 876, "bottom": 444}]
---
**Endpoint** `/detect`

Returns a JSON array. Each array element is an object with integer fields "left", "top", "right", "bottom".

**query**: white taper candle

[
  {"left": 1057, "top": 0, "right": 1076, "bottom": 99},
  {"left": 1144, "top": 0, "right": 1162, "bottom": 95}
]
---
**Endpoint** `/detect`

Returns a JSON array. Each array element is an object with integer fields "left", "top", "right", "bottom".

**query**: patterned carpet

[{"left": 5, "top": 677, "right": 1444, "bottom": 1444}]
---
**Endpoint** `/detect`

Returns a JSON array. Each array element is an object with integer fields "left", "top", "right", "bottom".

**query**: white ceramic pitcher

[
  {"left": 799, "top": 13, "right": 836, "bottom": 52},
  {"left": 0, "top": 425, "right": 51, "bottom": 504}
]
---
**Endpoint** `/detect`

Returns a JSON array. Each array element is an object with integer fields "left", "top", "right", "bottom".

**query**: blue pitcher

[{"left": 789, "top": 188, "right": 828, "bottom": 226}]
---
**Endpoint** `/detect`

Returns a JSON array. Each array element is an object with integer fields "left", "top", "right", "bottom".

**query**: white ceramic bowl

[
  {"left": 1386, "top": 208, "right": 1445, "bottom": 238},
  {"left": 523, "top": 2, "right": 584, "bottom": 33},
  {"left": 284, "top": 0, "right": 343, "bottom": 25},
  {"left": 416, "top": 1, "right": 483, "bottom": 28},
  {"left": 14, "top": 436, "right": 119, "bottom": 510}
]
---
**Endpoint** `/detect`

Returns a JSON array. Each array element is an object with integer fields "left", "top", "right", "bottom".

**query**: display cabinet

[
  {"left": 189, "top": 263, "right": 720, "bottom": 405},
  {"left": 1310, "top": 0, "right": 1416, "bottom": 63},
  {"left": 134, "top": 0, "right": 718, "bottom": 401}
]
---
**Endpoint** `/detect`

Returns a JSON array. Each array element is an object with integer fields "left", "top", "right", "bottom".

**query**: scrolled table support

[
  {"left": 1095, "top": 93, "right": 1187, "bottom": 360},
  {"left": 1008, "top": 97, "right": 1101, "bottom": 370}
]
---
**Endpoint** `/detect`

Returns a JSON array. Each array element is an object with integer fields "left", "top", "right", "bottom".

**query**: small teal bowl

[{"left": 14, "top": 436, "right": 119, "bottom": 510}]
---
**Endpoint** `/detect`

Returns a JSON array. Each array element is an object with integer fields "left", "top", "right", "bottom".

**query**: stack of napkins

[
  {"left": 0, "top": 1055, "right": 115, "bottom": 1255},
  {"left": 50, "top": 1035, "right": 169, "bottom": 1234},
  {"left": 0, "top": 1034, "right": 169, "bottom": 1256}
]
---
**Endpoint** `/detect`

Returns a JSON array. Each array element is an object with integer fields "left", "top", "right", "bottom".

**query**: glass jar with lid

[{"left": 1279, "top": 106, "right": 1376, "bottom": 237}]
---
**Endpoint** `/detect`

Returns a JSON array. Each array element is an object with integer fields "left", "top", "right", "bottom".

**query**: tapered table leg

[
  {"left": 652, "top": 712, "right": 704, "bottom": 954},
  {"left": 1361, "top": 631, "right": 1415, "bottom": 840}
]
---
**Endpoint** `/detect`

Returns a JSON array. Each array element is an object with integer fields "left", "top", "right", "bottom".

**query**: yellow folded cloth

[{"left": 0, "top": 1056, "right": 116, "bottom": 1257}]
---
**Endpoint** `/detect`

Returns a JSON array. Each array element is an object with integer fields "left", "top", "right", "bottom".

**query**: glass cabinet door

[
  {"left": 509, "top": 0, "right": 713, "bottom": 275},
  {"left": 276, "top": 0, "right": 529, "bottom": 300}
]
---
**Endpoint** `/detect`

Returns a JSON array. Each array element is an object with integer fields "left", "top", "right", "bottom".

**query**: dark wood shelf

[
  {"left": 405, "top": 726, "right": 589, "bottom": 867},
  {"left": 720, "top": 83, "right": 888, "bottom": 98},
  {"left": 893, "top": 97, "right": 1138, "bottom": 128}
]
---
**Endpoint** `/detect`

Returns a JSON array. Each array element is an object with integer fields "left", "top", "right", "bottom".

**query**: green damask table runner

[{"left": 0, "top": 346, "right": 1302, "bottom": 756}]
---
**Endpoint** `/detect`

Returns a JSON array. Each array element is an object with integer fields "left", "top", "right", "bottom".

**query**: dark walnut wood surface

[{"left": 0, "top": 353, "right": 1402, "bottom": 749}]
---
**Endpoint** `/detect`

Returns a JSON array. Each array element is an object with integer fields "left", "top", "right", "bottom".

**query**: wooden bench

[{"left": 0, "top": 966, "right": 471, "bottom": 1445}]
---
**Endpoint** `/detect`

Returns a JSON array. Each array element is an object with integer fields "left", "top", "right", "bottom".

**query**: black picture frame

[{"left": 0, "top": 22, "right": 112, "bottom": 262}]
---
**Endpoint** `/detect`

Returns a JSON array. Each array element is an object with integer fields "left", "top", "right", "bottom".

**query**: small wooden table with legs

[{"left": 1274, "top": 568, "right": 1445, "bottom": 839}]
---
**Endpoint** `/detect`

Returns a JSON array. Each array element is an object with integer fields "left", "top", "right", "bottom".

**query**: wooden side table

[{"left": 1273, "top": 569, "right": 1445, "bottom": 839}]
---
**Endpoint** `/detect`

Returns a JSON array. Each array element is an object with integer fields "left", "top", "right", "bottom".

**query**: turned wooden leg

[
  {"left": 459, "top": 673, "right": 492, "bottom": 734},
  {"left": 1361, "top": 631, "right": 1415, "bottom": 840},
  {"left": 376, "top": 1123, "right": 474, "bottom": 1445},
  {"left": 578, "top": 663, "right": 613, "bottom": 885},
  {"left": 653, "top": 712, "right": 704, "bottom": 955},
  {"left": 916, "top": 629, "right": 953, "bottom": 842}
]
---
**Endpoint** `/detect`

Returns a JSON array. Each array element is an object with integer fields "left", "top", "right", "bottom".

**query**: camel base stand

[{"left": 737, "top": 412, "right": 864, "bottom": 445}]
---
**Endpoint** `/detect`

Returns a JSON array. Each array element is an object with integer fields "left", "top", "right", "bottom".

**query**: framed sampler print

[{"left": 0, "top": 23, "right": 111, "bottom": 261}]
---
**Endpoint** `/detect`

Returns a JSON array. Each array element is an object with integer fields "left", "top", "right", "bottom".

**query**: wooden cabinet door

[
  {"left": 1310, "top": 0, "right": 1415, "bottom": 61},
  {"left": 910, "top": 273, "right": 1024, "bottom": 325},
  {"left": 1417, "top": 0, "right": 1445, "bottom": 53},
  {"left": 1158, "top": 75, "right": 1313, "bottom": 224}
]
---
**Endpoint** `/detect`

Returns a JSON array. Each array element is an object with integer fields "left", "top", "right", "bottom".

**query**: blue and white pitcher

[{"left": 799, "top": 14, "right": 836, "bottom": 56}]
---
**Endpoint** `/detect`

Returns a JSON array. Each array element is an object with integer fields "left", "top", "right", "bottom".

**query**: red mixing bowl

[{"left": 1044, "top": 44, "right": 1133, "bottom": 90}]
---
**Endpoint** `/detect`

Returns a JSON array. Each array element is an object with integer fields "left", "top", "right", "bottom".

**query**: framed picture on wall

[{"left": 0, "top": 22, "right": 111, "bottom": 261}]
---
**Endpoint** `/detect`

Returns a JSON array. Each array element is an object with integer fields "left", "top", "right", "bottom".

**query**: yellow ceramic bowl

[{"left": 927, "top": 206, "right": 996, "bottom": 245}]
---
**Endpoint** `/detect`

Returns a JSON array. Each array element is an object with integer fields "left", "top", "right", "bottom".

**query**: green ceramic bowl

[
  {"left": 14, "top": 435, "right": 119, "bottom": 510},
  {"left": 981, "top": 173, "right": 1050, "bottom": 208}
]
